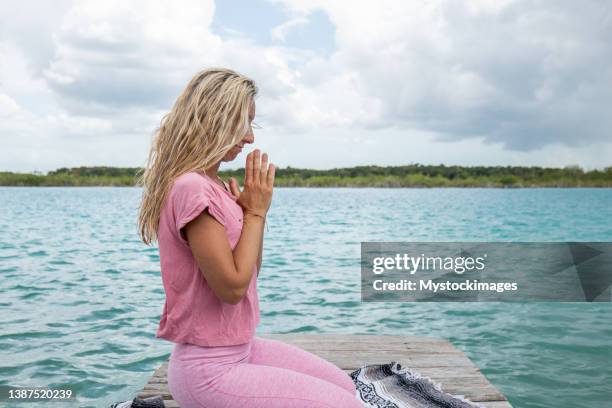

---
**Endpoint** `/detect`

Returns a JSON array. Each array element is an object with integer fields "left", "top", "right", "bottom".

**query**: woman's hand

[
  {"left": 228, "top": 149, "right": 275, "bottom": 218},
  {"left": 184, "top": 149, "right": 273, "bottom": 304}
]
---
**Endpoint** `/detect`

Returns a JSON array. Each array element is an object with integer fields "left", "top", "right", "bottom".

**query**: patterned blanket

[{"left": 350, "top": 362, "right": 485, "bottom": 408}]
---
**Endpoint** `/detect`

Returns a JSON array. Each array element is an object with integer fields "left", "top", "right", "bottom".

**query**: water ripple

[{"left": 0, "top": 187, "right": 610, "bottom": 407}]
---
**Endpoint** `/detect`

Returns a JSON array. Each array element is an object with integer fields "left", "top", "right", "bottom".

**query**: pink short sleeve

[{"left": 170, "top": 174, "right": 225, "bottom": 245}]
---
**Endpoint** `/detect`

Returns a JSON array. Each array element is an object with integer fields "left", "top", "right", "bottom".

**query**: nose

[{"left": 243, "top": 127, "right": 255, "bottom": 144}]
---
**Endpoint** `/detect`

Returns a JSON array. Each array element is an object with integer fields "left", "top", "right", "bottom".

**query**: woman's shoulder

[
  {"left": 165, "top": 171, "right": 230, "bottom": 229},
  {"left": 172, "top": 171, "right": 214, "bottom": 192},
  {"left": 167, "top": 171, "right": 222, "bottom": 204}
]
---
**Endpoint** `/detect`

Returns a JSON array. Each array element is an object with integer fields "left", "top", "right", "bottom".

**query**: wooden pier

[{"left": 138, "top": 334, "right": 512, "bottom": 407}]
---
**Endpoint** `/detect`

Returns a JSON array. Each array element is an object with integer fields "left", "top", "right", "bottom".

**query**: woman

[{"left": 137, "top": 68, "right": 362, "bottom": 407}]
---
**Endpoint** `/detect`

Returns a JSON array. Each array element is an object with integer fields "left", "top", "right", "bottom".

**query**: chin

[{"left": 222, "top": 151, "right": 240, "bottom": 162}]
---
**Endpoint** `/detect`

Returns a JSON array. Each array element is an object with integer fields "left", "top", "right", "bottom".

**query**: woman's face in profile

[{"left": 222, "top": 98, "right": 256, "bottom": 162}]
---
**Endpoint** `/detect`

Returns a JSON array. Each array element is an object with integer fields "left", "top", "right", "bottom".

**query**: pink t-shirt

[{"left": 155, "top": 170, "right": 260, "bottom": 346}]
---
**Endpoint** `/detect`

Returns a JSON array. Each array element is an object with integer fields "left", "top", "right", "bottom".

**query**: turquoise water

[{"left": 0, "top": 187, "right": 610, "bottom": 408}]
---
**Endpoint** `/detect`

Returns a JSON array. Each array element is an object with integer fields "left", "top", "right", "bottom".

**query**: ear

[{"left": 229, "top": 177, "right": 241, "bottom": 198}]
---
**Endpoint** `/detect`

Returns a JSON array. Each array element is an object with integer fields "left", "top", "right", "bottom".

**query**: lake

[{"left": 0, "top": 187, "right": 610, "bottom": 407}]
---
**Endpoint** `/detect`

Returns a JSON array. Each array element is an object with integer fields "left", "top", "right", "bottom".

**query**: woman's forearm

[
  {"left": 256, "top": 221, "right": 264, "bottom": 275},
  {"left": 232, "top": 213, "right": 265, "bottom": 291},
  {"left": 227, "top": 148, "right": 274, "bottom": 296}
]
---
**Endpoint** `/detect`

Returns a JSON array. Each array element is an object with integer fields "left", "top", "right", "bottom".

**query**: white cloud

[
  {"left": 0, "top": 0, "right": 611, "bottom": 172},
  {"left": 271, "top": 17, "right": 309, "bottom": 43},
  {"left": 0, "top": 94, "right": 21, "bottom": 118},
  {"left": 272, "top": 0, "right": 612, "bottom": 150},
  {"left": 43, "top": 0, "right": 222, "bottom": 113}
]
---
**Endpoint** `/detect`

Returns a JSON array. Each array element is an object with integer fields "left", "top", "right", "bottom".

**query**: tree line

[{"left": 1, "top": 164, "right": 611, "bottom": 187}]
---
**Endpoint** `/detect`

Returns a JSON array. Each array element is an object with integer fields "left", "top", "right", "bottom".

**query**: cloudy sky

[{"left": 1, "top": 0, "right": 611, "bottom": 172}]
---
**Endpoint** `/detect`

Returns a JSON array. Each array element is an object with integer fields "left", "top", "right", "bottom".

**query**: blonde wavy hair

[{"left": 137, "top": 67, "right": 258, "bottom": 245}]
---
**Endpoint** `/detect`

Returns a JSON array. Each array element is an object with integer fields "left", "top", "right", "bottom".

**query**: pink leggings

[{"left": 167, "top": 336, "right": 363, "bottom": 408}]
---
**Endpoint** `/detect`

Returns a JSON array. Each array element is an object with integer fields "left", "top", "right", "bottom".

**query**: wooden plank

[
  {"left": 137, "top": 334, "right": 511, "bottom": 407},
  {"left": 344, "top": 366, "right": 484, "bottom": 378},
  {"left": 305, "top": 350, "right": 481, "bottom": 370},
  {"left": 261, "top": 338, "right": 459, "bottom": 353},
  {"left": 261, "top": 333, "right": 450, "bottom": 344}
]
